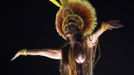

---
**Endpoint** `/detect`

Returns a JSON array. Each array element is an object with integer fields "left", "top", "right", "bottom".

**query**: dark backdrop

[{"left": 1, "top": 0, "right": 134, "bottom": 75}]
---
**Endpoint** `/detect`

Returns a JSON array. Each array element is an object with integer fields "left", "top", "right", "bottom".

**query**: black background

[{"left": 1, "top": 0, "right": 134, "bottom": 75}]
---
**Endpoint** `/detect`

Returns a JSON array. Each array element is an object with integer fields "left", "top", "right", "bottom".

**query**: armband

[
  {"left": 19, "top": 49, "right": 28, "bottom": 56},
  {"left": 101, "top": 22, "right": 112, "bottom": 30}
]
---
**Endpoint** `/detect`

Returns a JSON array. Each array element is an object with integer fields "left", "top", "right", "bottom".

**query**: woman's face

[
  {"left": 65, "top": 25, "right": 80, "bottom": 35},
  {"left": 64, "top": 25, "right": 81, "bottom": 40}
]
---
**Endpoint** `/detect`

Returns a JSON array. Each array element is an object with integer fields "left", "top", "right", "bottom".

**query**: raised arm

[
  {"left": 87, "top": 20, "right": 123, "bottom": 47},
  {"left": 11, "top": 48, "right": 61, "bottom": 61}
]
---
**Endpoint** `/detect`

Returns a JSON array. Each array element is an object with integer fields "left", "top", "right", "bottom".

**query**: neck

[
  {"left": 70, "top": 38, "right": 75, "bottom": 48},
  {"left": 68, "top": 34, "right": 82, "bottom": 48}
]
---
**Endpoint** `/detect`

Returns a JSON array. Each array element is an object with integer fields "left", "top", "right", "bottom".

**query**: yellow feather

[
  {"left": 60, "top": 0, "right": 68, "bottom": 7},
  {"left": 49, "top": 0, "right": 61, "bottom": 7}
]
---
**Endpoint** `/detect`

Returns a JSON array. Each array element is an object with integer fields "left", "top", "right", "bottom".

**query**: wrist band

[
  {"left": 19, "top": 49, "right": 28, "bottom": 56},
  {"left": 101, "top": 22, "right": 112, "bottom": 30}
]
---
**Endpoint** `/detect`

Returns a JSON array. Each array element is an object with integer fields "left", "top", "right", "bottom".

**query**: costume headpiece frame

[{"left": 50, "top": 0, "right": 97, "bottom": 40}]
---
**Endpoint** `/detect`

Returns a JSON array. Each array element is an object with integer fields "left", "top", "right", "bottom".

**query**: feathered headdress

[{"left": 50, "top": 0, "right": 97, "bottom": 40}]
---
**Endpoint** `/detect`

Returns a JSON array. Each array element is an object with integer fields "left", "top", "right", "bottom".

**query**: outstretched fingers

[
  {"left": 11, "top": 52, "right": 20, "bottom": 61},
  {"left": 105, "top": 20, "right": 124, "bottom": 29}
]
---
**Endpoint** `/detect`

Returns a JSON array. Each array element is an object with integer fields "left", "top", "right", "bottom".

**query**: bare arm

[
  {"left": 11, "top": 48, "right": 61, "bottom": 61},
  {"left": 87, "top": 20, "right": 123, "bottom": 47}
]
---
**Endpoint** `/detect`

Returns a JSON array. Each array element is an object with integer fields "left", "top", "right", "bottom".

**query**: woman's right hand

[
  {"left": 11, "top": 51, "right": 21, "bottom": 61},
  {"left": 11, "top": 49, "right": 28, "bottom": 61}
]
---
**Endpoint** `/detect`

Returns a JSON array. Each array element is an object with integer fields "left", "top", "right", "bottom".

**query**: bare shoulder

[{"left": 84, "top": 35, "right": 97, "bottom": 48}]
